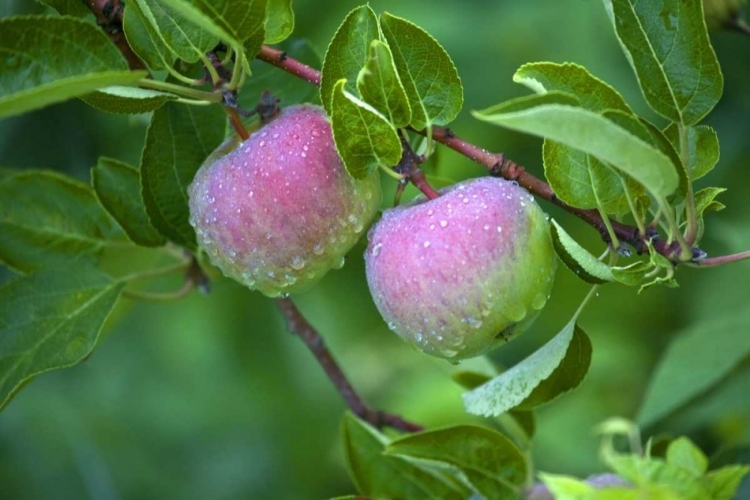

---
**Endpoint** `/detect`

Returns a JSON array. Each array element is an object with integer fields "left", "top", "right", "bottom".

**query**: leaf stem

[
  {"left": 678, "top": 123, "right": 699, "bottom": 246},
  {"left": 226, "top": 48, "right": 246, "bottom": 91},
  {"left": 620, "top": 177, "right": 646, "bottom": 236},
  {"left": 379, "top": 164, "right": 406, "bottom": 181},
  {"left": 136, "top": 79, "right": 222, "bottom": 102},
  {"left": 199, "top": 53, "right": 222, "bottom": 85},
  {"left": 123, "top": 280, "right": 195, "bottom": 302},
  {"left": 119, "top": 260, "right": 191, "bottom": 283}
]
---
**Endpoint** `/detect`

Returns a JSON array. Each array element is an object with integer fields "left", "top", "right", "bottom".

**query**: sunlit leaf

[
  {"left": 320, "top": 5, "right": 380, "bottom": 114},
  {"left": 666, "top": 437, "right": 708, "bottom": 477},
  {"left": 380, "top": 12, "right": 463, "bottom": 130},
  {"left": 0, "top": 266, "right": 124, "bottom": 411},
  {"left": 473, "top": 97, "right": 679, "bottom": 198},
  {"left": 357, "top": 40, "right": 412, "bottom": 128},
  {"left": 0, "top": 16, "right": 146, "bottom": 119},
  {"left": 706, "top": 465, "right": 750, "bottom": 500}
]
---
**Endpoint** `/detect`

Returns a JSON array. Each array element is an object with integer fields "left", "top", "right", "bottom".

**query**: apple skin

[
  {"left": 365, "top": 177, "right": 557, "bottom": 361},
  {"left": 188, "top": 104, "right": 382, "bottom": 297}
]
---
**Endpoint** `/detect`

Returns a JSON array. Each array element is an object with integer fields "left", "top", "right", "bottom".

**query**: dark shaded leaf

[
  {"left": 140, "top": 102, "right": 226, "bottom": 249},
  {"left": 92, "top": 158, "right": 166, "bottom": 247}
]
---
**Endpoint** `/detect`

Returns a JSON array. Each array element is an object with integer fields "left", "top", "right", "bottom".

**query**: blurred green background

[{"left": 1, "top": 0, "right": 750, "bottom": 498}]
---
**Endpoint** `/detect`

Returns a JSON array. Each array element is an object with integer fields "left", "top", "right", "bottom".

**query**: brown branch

[
  {"left": 84, "top": 0, "right": 148, "bottom": 71},
  {"left": 256, "top": 45, "right": 321, "bottom": 86},
  {"left": 275, "top": 298, "right": 424, "bottom": 433},
  {"left": 256, "top": 45, "right": 687, "bottom": 260}
]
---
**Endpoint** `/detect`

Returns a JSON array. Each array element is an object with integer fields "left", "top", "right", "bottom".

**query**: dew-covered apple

[
  {"left": 365, "top": 177, "right": 556, "bottom": 361},
  {"left": 188, "top": 104, "right": 382, "bottom": 297}
]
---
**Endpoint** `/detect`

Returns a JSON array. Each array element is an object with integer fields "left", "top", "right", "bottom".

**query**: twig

[
  {"left": 255, "top": 45, "right": 697, "bottom": 262},
  {"left": 84, "top": 0, "right": 148, "bottom": 71},
  {"left": 275, "top": 298, "right": 424, "bottom": 433},
  {"left": 693, "top": 250, "right": 750, "bottom": 267},
  {"left": 395, "top": 136, "right": 440, "bottom": 200}
]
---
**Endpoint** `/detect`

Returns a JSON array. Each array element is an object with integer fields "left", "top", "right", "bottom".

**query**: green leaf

[
  {"left": 241, "top": 38, "right": 321, "bottom": 110},
  {"left": 639, "top": 118, "right": 689, "bottom": 202},
  {"left": 92, "top": 158, "right": 166, "bottom": 247},
  {"left": 0, "top": 16, "right": 147, "bottom": 119},
  {"left": 37, "top": 0, "right": 91, "bottom": 17},
  {"left": 515, "top": 325, "right": 592, "bottom": 411},
  {"left": 155, "top": 0, "right": 261, "bottom": 56},
  {"left": 604, "top": 0, "right": 723, "bottom": 125},
  {"left": 451, "top": 370, "right": 491, "bottom": 390},
  {"left": 705, "top": 465, "right": 750, "bottom": 500},
  {"left": 663, "top": 124, "right": 720, "bottom": 181},
  {"left": 462, "top": 319, "right": 581, "bottom": 416},
  {"left": 341, "top": 413, "right": 469, "bottom": 500},
  {"left": 550, "top": 220, "right": 615, "bottom": 284},
  {"left": 514, "top": 61, "right": 632, "bottom": 114},
  {"left": 611, "top": 261, "right": 652, "bottom": 287},
  {"left": 320, "top": 5, "right": 380, "bottom": 114},
  {"left": 473, "top": 98, "right": 679, "bottom": 198},
  {"left": 386, "top": 425, "right": 527, "bottom": 499},
  {"left": 140, "top": 102, "right": 226, "bottom": 249},
  {"left": 603, "top": 453, "right": 708, "bottom": 500},
  {"left": 80, "top": 86, "right": 177, "bottom": 114},
  {"left": 637, "top": 310, "right": 750, "bottom": 426},
  {"left": 543, "top": 139, "right": 632, "bottom": 215},
  {"left": 357, "top": 40, "right": 412, "bottom": 128},
  {"left": 694, "top": 186, "right": 726, "bottom": 243},
  {"left": 264, "top": 0, "right": 294, "bottom": 44},
  {"left": 0, "top": 266, "right": 124, "bottom": 411},
  {"left": 538, "top": 473, "right": 596, "bottom": 499},
  {"left": 379, "top": 12, "right": 463, "bottom": 130},
  {"left": 330, "top": 79, "right": 402, "bottom": 180},
  {"left": 666, "top": 437, "right": 708, "bottom": 477},
  {"left": 133, "top": 0, "right": 218, "bottom": 63},
  {"left": 123, "top": 0, "right": 176, "bottom": 71},
  {"left": 694, "top": 187, "right": 726, "bottom": 215},
  {"left": 0, "top": 171, "right": 124, "bottom": 273}
]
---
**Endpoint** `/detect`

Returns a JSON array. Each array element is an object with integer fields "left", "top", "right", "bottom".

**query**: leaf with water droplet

[{"left": 463, "top": 320, "right": 591, "bottom": 416}]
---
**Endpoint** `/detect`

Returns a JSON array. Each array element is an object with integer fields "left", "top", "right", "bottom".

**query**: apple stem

[
  {"left": 396, "top": 136, "right": 441, "bottom": 200},
  {"left": 275, "top": 298, "right": 425, "bottom": 433},
  {"left": 226, "top": 108, "right": 250, "bottom": 141}
]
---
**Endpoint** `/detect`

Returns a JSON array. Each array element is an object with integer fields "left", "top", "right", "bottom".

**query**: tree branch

[
  {"left": 84, "top": 0, "right": 148, "bottom": 71},
  {"left": 275, "top": 298, "right": 424, "bottom": 433},
  {"left": 255, "top": 45, "right": 690, "bottom": 260}
]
